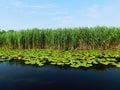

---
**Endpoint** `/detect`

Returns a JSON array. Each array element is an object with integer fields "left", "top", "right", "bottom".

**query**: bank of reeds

[{"left": 0, "top": 26, "right": 120, "bottom": 50}]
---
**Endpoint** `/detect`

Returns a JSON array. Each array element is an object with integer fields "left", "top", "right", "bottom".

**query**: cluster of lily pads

[{"left": 0, "top": 48, "right": 120, "bottom": 68}]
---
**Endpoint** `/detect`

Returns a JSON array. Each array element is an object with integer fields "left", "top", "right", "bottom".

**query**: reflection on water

[{"left": 0, "top": 61, "right": 120, "bottom": 90}]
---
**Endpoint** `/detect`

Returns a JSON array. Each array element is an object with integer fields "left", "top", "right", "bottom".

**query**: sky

[{"left": 0, "top": 0, "right": 120, "bottom": 30}]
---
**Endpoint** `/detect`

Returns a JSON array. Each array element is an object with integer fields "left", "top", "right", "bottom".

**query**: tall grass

[{"left": 0, "top": 26, "right": 120, "bottom": 50}]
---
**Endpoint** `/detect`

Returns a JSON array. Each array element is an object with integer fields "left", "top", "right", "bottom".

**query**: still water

[{"left": 0, "top": 61, "right": 120, "bottom": 90}]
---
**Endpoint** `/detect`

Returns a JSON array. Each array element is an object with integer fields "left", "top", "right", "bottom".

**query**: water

[{"left": 0, "top": 61, "right": 120, "bottom": 90}]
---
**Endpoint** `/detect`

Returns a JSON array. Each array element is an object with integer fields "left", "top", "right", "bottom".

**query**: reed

[{"left": 0, "top": 26, "right": 120, "bottom": 50}]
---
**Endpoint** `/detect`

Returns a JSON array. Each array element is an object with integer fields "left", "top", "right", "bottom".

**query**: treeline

[{"left": 0, "top": 26, "right": 120, "bottom": 50}]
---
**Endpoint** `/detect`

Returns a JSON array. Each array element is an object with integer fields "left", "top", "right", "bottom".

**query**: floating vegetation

[{"left": 0, "top": 49, "right": 120, "bottom": 68}]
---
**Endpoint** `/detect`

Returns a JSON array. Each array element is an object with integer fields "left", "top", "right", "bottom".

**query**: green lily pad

[
  {"left": 116, "top": 63, "right": 120, "bottom": 68},
  {"left": 50, "top": 62, "right": 56, "bottom": 65},
  {"left": 57, "top": 62, "right": 64, "bottom": 66},
  {"left": 102, "top": 62, "right": 110, "bottom": 65},
  {"left": 37, "top": 62, "right": 44, "bottom": 66},
  {"left": 25, "top": 61, "right": 31, "bottom": 64}
]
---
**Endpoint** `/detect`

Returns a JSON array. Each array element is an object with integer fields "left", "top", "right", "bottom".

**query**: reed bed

[{"left": 0, "top": 26, "right": 120, "bottom": 50}]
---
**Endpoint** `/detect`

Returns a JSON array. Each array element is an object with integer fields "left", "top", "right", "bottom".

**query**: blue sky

[{"left": 0, "top": 0, "right": 120, "bottom": 30}]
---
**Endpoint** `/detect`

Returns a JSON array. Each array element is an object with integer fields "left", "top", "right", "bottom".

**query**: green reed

[{"left": 0, "top": 26, "right": 120, "bottom": 50}]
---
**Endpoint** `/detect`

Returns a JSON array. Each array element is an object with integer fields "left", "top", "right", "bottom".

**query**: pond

[{"left": 0, "top": 61, "right": 120, "bottom": 90}]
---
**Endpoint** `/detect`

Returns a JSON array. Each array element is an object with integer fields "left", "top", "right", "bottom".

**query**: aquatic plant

[
  {"left": 0, "top": 26, "right": 120, "bottom": 50},
  {"left": 0, "top": 49, "right": 119, "bottom": 68}
]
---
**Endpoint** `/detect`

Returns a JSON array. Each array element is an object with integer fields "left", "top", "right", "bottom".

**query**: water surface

[{"left": 0, "top": 61, "right": 120, "bottom": 90}]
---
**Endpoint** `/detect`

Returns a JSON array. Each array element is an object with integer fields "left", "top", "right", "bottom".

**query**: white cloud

[
  {"left": 31, "top": 11, "right": 67, "bottom": 15},
  {"left": 0, "top": 0, "right": 5, "bottom": 7},
  {"left": 86, "top": 1, "right": 120, "bottom": 18},
  {"left": 12, "top": 1, "right": 56, "bottom": 9},
  {"left": 25, "top": 4, "right": 56, "bottom": 9},
  {"left": 0, "top": 0, "right": 3, "bottom": 2},
  {"left": 52, "top": 16, "right": 73, "bottom": 23},
  {"left": 12, "top": 0, "right": 23, "bottom": 6},
  {"left": 86, "top": 4, "right": 101, "bottom": 17}
]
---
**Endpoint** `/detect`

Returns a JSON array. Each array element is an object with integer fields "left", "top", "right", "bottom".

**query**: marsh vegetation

[
  {"left": 0, "top": 26, "right": 120, "bottom": 50},
  {"left": 0, "top": 49, "right": 119, "bottom": 68},
  {"left": 0, "top": 27, "right": 120, "bottom": 68}
]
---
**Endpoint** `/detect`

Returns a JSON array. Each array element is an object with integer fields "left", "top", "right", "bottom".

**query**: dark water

[{"left": 0, "top": 61, "right": 120, "bottom": 90}]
